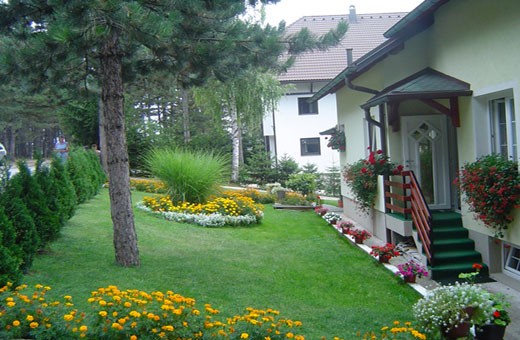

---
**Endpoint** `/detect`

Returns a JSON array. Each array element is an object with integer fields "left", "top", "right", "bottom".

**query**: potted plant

[
  {"left": 323, "top": 212, "right": 341, "bottom": 225},
  {"left": 343, "top": 149, "right": 403, "bottom": 213},
  {"left": 337, "top": 220, "right": 355, "bottom": 234},
  {"left": 347, "top": 228, "right": 371, "bottom": 244},
  {"left": 455, "top": 154, "right": 520, "bottom": 237},
  {"left": 474, "top": 293, "right": 511, "bottom": 340},
  {"left": 396, "top": 260, "right": 428, "bottom": 283},
  {"left": 413, "top": 283, "right": 494, "bottom": 339},
  {"left": 370, "top": 243, "right": 400, "bottom": 263}
]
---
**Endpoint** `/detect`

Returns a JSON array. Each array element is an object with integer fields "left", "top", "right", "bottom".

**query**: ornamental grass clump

[
  {"left": 455, "top": 153, "right": 520, "bottom": 237},
  {"left": 343, "top": 149, "right": 403, "bottom": 213},
  {"left": 145, "top": 148, "right": 229, "bottom": 204}
]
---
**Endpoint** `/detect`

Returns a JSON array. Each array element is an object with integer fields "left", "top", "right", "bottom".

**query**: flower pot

[
  {"left": 378, "top": 256, "right": 389, "bottom": 264},
  {"left": 403, "top": 275, "right": 416, "bottom": 283},
  {"left": 475, "top": 324, "right": 506, "bottom": 340},
  {"left": 354, "top": 236, "right": 364, "bottom": 244},
  {"left": 441, "top": 321, "right": 471, "bottom": 339}
]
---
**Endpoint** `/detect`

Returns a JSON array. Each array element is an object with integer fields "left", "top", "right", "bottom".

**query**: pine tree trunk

[{"left": 99, "top": 31, "right": 140, "bottom": 267}]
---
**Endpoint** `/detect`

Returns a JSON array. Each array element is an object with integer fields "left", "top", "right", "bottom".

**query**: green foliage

[
  {"left": 0, "top": 195, "right": 39, "bottom": 272},
  {"left": 49, "top": 155, "right": 78, "bottom": 221},
  {"left": 6, "top": 161, "right": 59, "bottom": 247},
  {"left": 58, "top": 97, "right": 99, "bottom": 147},
  {"left": 66, "top": 147, "right": 105, "bottom": 204},
  {"left": 456, "top": 154, "right": 520, "bottom": 237},
  {"left": 242, "top": 143, "right": 277, "bottom": 185},
  {"left": 286, "top": 173, "right": 317, "bottom": 195},
  {"left": 145, "top": 148, "right": 229, "bottom": 204},
  {"left": 301, "top": 163, "right": 318, "bottom": 174},
  {"left": 320, "top": 165, "right": 341, "bottom": 196},
  {"left": 276, "top": 154, "right": 300, "bottom": 185},
  {"left": 0, "top": 207, "right": 22, "bottom": 286}
]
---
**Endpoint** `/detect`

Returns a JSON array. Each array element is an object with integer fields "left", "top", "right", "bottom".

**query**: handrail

[{"left": 385, "top": 170, "right": 434, "bottom": 265}]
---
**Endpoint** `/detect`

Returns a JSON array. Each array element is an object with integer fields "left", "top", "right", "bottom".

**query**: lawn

[{"left": 23, "top": 189, "right": 421, "bottom": 338}]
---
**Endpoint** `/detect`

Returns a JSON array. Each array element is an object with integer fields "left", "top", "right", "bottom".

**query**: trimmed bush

[
  {"left": 145, "top": 148, "right": 229, "bottom": 204},
  {"left": 0, "top": 207, "right": 22, "bottom": 286}
]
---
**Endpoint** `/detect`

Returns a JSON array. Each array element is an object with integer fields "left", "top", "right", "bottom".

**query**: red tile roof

[{"left": 279, "top": 11, "right": 407, "bottom": 82}]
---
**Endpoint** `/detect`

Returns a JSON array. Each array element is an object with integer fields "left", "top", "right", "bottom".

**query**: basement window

[{"left": 504, "top": 245, "right": 520, "bottom": 278}]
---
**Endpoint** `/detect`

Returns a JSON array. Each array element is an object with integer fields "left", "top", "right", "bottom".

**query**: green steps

[{"left": 427, "top": 212, "right": 491, "bottom": 282}]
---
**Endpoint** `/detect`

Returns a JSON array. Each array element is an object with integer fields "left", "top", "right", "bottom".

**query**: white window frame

[
  {"left": 300, "top": 137, "right": 321, "bottom": 156},
  {"left": 490, "top": 97, "right": 516, "bottom": 159},
  {"left": 504, "top": 244, "right": 520, "bottom": 280}
]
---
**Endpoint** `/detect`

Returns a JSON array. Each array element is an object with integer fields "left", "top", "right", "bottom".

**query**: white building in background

[{"left": 263, "top": 5, "right": 407, "bottom": 172}]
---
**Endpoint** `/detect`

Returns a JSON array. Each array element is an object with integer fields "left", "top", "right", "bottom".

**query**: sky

[{"left": 262, "top": 0, "right": 425, "bottom": 26}]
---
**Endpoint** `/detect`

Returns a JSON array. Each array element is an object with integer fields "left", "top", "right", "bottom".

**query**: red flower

[
  {"left": 493, "top": 310, "right": 501, "bottom": 318},
  {"left": 472, "top": 263, "right": 483, "bottom": 271},
  {"left": 361, "top": 167, "right": 368, "bottom": 174}
]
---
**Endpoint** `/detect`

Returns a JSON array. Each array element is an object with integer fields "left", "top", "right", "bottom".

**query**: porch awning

[{"left": 361, "top": 68, "right": 472, "bottom": 109}]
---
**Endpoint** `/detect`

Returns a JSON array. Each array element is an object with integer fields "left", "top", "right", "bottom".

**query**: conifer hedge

[{"left": 0, "top": 148, "right": 105, "bottom": 286}]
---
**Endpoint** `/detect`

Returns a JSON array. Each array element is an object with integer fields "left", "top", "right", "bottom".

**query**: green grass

[{"left": 24, "top": 189, "right": 421, "bottom": 338}]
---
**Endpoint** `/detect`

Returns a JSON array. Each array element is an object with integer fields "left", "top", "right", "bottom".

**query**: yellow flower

[
  {"left": 12, "top": 320, "right": 20, "bottom": 327},
  {"left": 241, "top": 333, "right": 249, "bottom": 339},
  {"left": 79, "top": 325, "right": 88, "bottom": 332},
  {"left": 64, "top": 314, "right": 74, "bottom": 321},
  {"left": 130, "top": 336, "right": 138, "bottom": 340},
  {"left": 26, "top": 315, "right": 34, "bottom": 321},
  {"left": 99, "top": 311, "right": 108, "bottom": 317},
  {"left": 6, "top": 301, "right": 15, "bottom": 307},
  {"left": 30, "top": 322, "right": 39, "bottom": 329}
]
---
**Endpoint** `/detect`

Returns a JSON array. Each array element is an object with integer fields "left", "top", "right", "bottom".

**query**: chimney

[
  {"left": 346, "top": 48, "right": 353, "bottom": 66},
  {"left": 349, "top": 5, "right": 357, "bottom": 23}
]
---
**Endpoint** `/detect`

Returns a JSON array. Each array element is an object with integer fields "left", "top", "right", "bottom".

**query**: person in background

[{"left": 55, "top": 135, "right": 69, "bottom": 162}]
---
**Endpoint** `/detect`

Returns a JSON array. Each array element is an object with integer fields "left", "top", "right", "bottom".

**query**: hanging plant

[
  {"left": 342, "top": 149, "right": 403, "bottom": 213},
  {"left": 326, "top": 128, "right": 346, "bottom": 151},
  {"left": 455, "top": 154, "right": 520, "bottom": 238}
]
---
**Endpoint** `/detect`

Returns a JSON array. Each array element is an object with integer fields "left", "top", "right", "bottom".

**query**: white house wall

[{"left": 264, "top": 82, "right": 341, "bottom": 172}]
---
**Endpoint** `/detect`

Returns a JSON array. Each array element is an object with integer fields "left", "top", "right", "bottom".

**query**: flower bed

[
  {"left": 138, "top": 192, "right": 264, "bottom": 227},
  {"left": 0, "top": 283, "right": 305, "bottom": 339}
]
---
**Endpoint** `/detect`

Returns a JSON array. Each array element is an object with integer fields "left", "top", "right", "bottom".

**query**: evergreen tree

[
  {"left": 49, "top": 155, "right": 77, "bottom": 221},
  {"left": 0, "top": 205, "right": 22, "bottom": 285},
  {"left": 7, "top": 161, "right": 59, "bottom": 247}
]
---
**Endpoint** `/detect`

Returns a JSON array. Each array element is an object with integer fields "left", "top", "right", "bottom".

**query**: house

[
  {"left": 314, "top": 0, "right": 520, "bottom": 283},
  {"left": 262, "top": 6, "right": 407, "bottom": 172}
]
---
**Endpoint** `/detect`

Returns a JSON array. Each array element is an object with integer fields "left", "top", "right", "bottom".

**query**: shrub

[
  {"left": 7, "top": 161, "right": 59, "bottom": 247},
  {"left": 286, "top": 173, "right": 317, "bottom": 195},
  {"left": 0, "top": 208, "right": 22, "bottom": 286},
  {"left": 49, "top": 155, "right": 77, "bottom": 221},
  {"left": 0, "top": 196, "right": 39, "bottom": 272},
  {"left": 224, "top": 189, "right": 275, "bottom": 204},
  {"left": 455, "top": 154, "right": 520, "bottom": 237},
  {"left": 145, "top": 148, "right": 229, "bottom": 204}
]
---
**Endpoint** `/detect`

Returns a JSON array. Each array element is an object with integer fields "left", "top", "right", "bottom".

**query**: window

[
  {"left": 298, "top": 97, "right": 319, "bottom": 115},
  {"left": 490, "top": 97, "right": 516, "bottom": 159},
  {"left": 504, "top": 245, "right": 520, "bottom": 279},
  {"left": 300, "top": 138, "right": 321, "bottom": 156}
]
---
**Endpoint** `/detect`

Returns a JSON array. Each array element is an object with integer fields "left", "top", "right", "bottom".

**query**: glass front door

[{"left": 402, "top": 115, "right": 451, "bottom": 210}]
